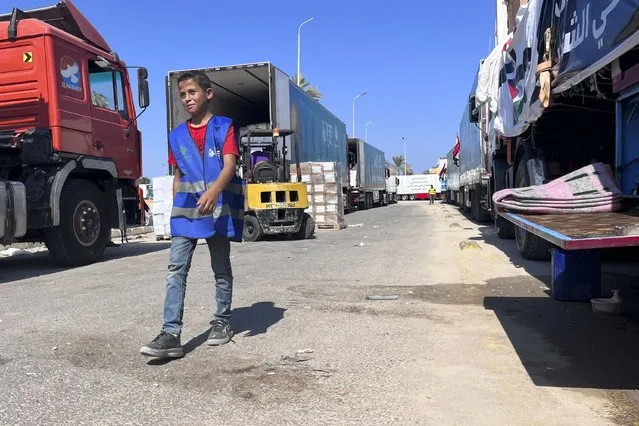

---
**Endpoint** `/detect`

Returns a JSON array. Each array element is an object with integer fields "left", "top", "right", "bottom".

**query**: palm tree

[
  {"left": 291, "top": 72, "right": 323, "bottom": 101},
  {"left": 392, "top": 155, "right": 405, "bottom": 171},
  {"left": 392, "top": 155, "right": 414, "bottom": 175}
]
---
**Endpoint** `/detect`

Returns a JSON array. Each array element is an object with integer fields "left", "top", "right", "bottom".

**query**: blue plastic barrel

[{"left": 551, "top": 248, "right": 602, "bottom": 301}]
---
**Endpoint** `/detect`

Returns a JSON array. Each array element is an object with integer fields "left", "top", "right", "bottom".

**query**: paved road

[{"left": 2, "top": 202, "right": 639, "bottom": 425}]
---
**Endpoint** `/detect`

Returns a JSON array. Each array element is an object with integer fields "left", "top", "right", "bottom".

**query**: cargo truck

[
  {"left": 449, "top": 0, "right": 639, "bottom": 298},
  {"left": 445, "top": 70, "right": 493, "bottom": 222},
  {"left": 166, "top": 63, "right": 325, "bottom": 241},
  {"left": 445, "top": 146, "right": 460, "bottom": 205},
  {"left": 0, "top": 0, "right": 150, "bottom": 266},
  {"left": 397, "top": 174, "right": 441, "bottom": 201},
  {"left": 347, "top": 138, "right": 388, "bottom": 210},
  {"left": 165, "top": 62, "right": 351, "bottom": 209},
  {"left": 385, "top": 164, "right": 399, "bottom": 204}
]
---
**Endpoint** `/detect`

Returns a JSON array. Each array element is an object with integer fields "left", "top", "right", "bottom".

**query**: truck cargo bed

[{"left": 500, "top": 210, "right": 639, "bottom": 250}]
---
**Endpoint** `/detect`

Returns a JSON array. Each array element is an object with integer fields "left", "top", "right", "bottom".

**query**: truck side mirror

[
  {"left": 137, "top": 67, "right": 150, "bottom": 109},
  {"left": 385, "top": 168, "right": 390, "bottom": 178},
  {"left": 138, "top": 79, "right": 150, "bottom": 109},
  {"left": 138, "top": 67, "right": 149, "bottom": 80},
  {"left": 468, "top": 94, "right": 479, "bottom": 123}
]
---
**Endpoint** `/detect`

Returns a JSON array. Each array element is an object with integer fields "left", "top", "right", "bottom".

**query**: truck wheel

[
  {"left": 491, "top": 168, "right": 515, "bottom": 239},
  {"left": 243, "top": 214, "right": 263, "bottom": 242},
  {"left": 496, "top": 216, "right": 515, "bottom": 239},
  {"left": 294, "top": 213, "right": 315, "bottom": 239},
  {"left": 514, "top": 158, "right": 551, "bottom": 260},
  {"left": 409, "top": 195, "right": 416, "bottom": 201},
  {"left": 45, "top": 179, "right": 110, "bottom": 267}
]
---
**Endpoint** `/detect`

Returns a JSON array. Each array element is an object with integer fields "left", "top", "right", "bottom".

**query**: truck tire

[
  {"left": 294, "top": 213, "right": 315, "bottom": 240},
  {"left": 475, "top": 184, "right": 491, "bottom": 223},
  {"left": 470, "top": 189, "right": 479, "bottom": 221},
  {"left": 45, "top": 179, "right": 110, "bottom": 267},
  {"left": 491, "top": 169, "right": 515, "bottom": 239},
  {"left": 496, "top": 216, "right": 515, "bottom": 239},
  {"left": 514, "top": 158, "right": 551, "bottom": 260},
  {"left": 243, "top": 214, "right": 263, "bottom": 242}
]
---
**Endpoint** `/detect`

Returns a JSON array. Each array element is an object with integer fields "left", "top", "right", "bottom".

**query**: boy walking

[{"left": 140, "top": 71, "right": 244, "bottom": 359}]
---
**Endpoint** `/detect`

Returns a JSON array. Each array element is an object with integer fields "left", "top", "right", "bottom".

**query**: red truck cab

[{"left": 0, "top": 0, "right": 150, "bottom": 266}]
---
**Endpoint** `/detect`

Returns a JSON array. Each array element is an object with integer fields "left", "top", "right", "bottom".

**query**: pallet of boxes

[{"left": 290, "top": 162, "right": 347, "bottom": 231}]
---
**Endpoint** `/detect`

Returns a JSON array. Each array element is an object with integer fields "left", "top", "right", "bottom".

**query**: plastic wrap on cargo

[
  {"left": 152, "top": 176, "right": 174, "bottom": 238},
  {"left": 290, "top": 162, "right": 346, "bottom": 229}
]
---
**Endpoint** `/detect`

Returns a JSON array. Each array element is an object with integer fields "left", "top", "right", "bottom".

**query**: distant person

[
  {"left": 140, "top": 70, "right": 244, "bottom": 359},
  {"left": 428, "top": 185, "right": 436, "bottom": 205}
]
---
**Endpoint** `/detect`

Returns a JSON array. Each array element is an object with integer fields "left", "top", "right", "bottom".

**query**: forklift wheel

[
  {"left": 243, "top": 215, "right": 263, "bottom": 242},
  {"left": 294, "top": 213, "right": 315, "bottom": 240}
]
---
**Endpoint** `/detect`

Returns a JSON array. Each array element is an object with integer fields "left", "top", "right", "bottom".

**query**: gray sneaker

[
  {"left": 207, "top": 318, "right": 234, "bottom": 346},
  {"left": 140, "top": 331, "right": 184, "bottom": 358}
]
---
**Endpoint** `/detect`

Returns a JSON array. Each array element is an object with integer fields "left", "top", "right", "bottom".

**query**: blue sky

[{"left": 18, "top": 0, "right": 496, "bottom": 177}]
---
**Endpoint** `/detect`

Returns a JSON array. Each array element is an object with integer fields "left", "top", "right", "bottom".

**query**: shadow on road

[
  {"left": 484, "top": 276, "right": 639, "bottom": 390},
  {"left": 0, "top": 241, "right": 170, "bottom": 285},
  {"left": 232, "top": 301, "right": 287, "bottom": 337},
  {"left": 442, "top": 203, "right": 639, "bottom": 389},
  {"left": 146, "top": 302, "right": 286, "bottom": 366}
]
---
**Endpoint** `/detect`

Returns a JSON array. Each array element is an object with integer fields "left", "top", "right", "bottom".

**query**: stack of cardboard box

[{"left": 290, "top": 162, "right": 347, "bottom": 230}]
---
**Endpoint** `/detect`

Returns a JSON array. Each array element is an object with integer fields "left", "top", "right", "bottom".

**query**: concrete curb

[{"left": 111, "top": 226, "right": 154, "bottom": 238}]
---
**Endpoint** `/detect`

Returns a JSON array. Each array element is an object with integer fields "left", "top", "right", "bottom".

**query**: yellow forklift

[{"left": 239, "top": 125, "right": 315, "bottom": 242}]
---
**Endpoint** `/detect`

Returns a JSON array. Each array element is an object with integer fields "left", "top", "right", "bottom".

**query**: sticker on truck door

[{"left": 60, "top": 56, "right": 82, "bottom": 93}]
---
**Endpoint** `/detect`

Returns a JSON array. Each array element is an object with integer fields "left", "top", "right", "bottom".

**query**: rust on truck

[{"left": 0, "top": 0, "right": 150, "bottom": 266}]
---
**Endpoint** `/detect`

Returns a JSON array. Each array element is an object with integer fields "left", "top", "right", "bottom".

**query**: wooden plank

[
  {"left": 500, "top": 209, "right": 639, "bottom": 250},
  {"left": 515, "top": 211, "right": 639, "bottom": 239}
]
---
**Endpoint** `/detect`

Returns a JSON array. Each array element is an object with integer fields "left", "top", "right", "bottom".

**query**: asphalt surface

[{"left": 2, "top": 202, "right": 639, "bottom": 425}]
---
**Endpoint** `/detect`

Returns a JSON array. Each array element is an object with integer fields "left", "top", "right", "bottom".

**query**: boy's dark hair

[{"left": 177, "top": 70, "right": 212, "bottom": 91}]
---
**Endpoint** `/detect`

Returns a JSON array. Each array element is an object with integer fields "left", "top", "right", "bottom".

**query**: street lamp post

[
  {"left": 352, "top": 92, "right": 367, "bottom": 138},
  {"left": 297, "top": 18, "right": 314, "bottom": 86},
  {"left": 402, "top": 137, "right": 407, "bottom": 175},
  {"left": 365, "top": 120, "right": 374, "bottom": 142}
]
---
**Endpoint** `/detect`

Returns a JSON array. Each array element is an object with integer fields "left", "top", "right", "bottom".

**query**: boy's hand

[{"left": 197, "top": 188, "right": 220, "bottom": 215}]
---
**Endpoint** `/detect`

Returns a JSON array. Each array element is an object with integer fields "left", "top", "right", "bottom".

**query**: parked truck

[
  {"left": 450, "top": 0, "right": 639, "bottom": 267},
  {"left": 166, "top": 62, "right": 352, "bottom": 208},
  {"left": 397, "top": 174, "right": 441, "bottom": 201},
  {"left": 445, "top": 146, "right": 460, "bottom": 205},
  {"left": 0, "top": 0, "right": 150, "bottom": 266},
  {"left": 347, "top": 138, "right": 388, "bottom": 210},
  {"left": 445, "top": 70, "right": 492, "bottom": 222},
  {"left": 385, "top": 176, "right": 398, "bottom": 204}
]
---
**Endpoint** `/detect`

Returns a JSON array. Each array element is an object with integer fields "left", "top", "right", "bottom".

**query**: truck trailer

[
  {"left": 397, "top": 174, "right": 441, "bottom": 201},
  {"left": 445, "top": 70, "right": 492, "bottom": 222},
  {"left": 347, "top": 138, "right": 388, "bottom": 210},
  {"left": 0, "top": 0, "right": 150, "bottom": 266},
  {"left": 165, "top": 62, "right": 353, "bottom": 208}
]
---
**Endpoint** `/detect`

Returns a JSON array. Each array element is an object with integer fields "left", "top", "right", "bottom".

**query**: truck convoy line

[
  {"left": 443, "top": 0, "right": 639, "bottom": 298},
  {"left": 0, "top": 1, "right": 396, "bottom": 266}
]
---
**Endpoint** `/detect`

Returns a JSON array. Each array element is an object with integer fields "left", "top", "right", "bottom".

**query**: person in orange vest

[{"left": 428, "top": 185, "right": 436, "bottom": 205}]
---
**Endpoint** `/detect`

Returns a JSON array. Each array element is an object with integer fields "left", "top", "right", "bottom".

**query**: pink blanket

[{"left": 492, "top": 162, "right": 624, "bottom": 214}]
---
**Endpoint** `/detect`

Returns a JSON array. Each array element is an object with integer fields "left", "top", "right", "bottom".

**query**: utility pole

[{"left": 297, "top": 18, "right": 314, "bottom": 86}]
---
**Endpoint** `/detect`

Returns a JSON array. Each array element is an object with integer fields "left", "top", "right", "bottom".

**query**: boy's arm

[
  {"left": 173, "top": 167, "right": 181, "bottom": 199},
  {"left": 197, "top": 154, "right": 237, "bottom": 215}
]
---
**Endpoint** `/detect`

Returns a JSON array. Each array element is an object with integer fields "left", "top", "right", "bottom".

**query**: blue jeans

[{"left": 162, "top": 234, "right": 233, "bottom": 335}]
